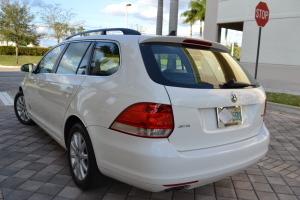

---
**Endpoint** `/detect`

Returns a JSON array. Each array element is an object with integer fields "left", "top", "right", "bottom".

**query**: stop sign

[{"left": 255, "top": 2, "right": 269, "bottom": 27}]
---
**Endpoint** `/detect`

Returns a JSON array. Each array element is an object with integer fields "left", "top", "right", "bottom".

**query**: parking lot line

[{"left": 0, "top": 92, "right": 14, "bottom": 106}]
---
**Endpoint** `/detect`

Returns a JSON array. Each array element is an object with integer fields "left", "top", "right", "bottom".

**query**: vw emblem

[{"left": 231, "top": 92, "right": 237, "bottom": 103}]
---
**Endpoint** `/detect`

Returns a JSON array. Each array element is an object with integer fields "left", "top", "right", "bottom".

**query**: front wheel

[
  {"left": 68, "top": 123, "right": 104, "bottom": 190},
  {"left": 14, "top": 91, "right": 34, "bottom": 125}
]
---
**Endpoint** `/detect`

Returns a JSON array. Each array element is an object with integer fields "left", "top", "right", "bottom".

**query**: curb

[
  {"left": 267, "top": 101, "right": 300, "bottom": 115},
  {"left": 0, "top": 65, "right": 20, "bottom": 68}
]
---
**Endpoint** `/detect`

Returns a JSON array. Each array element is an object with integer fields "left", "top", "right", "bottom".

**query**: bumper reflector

[{"left": 163, "top": 181, "right": 198, "bottom": 187}]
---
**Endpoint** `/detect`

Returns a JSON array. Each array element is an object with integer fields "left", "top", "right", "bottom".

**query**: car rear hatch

[{"left": 139, "top": 36, "right": 266, "bottom": 151}]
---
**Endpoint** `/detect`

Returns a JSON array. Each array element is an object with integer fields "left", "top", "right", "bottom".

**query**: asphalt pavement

[
  {"left": 0, "top": 66, "right": 27, "bottom": 92},
  {"left": 0, "top": 66, "right": 300, "bottom": 200}
]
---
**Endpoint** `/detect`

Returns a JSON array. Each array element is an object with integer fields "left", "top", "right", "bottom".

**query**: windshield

[{"left": 140, "top": 43, "right": 258, "bottom": 89}]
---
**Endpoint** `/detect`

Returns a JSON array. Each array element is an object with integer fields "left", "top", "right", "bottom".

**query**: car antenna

[{"left": 168, "top": 30, "right": 176, "bottom": 36}]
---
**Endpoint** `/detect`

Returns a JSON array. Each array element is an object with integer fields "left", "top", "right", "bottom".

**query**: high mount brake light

[
  {"left": 183, "top": 39, "right": 212, "bottom": 47},
  {"left": 110, "top": 103, "right": 174, "bottom": 138}
]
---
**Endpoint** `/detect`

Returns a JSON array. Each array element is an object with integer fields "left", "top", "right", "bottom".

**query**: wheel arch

[{"left": 64, "top": 115, "right": 87, "bottom": 148}]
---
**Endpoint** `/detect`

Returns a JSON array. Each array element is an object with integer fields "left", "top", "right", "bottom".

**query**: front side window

[
  {"left": 56, "top": 42, "right": 91, "bottom": 74},
  {"left": 140, "top": 43, "right": 258, "bottom": 89},
  {"left": 37, "top": 44, "right": 66, "bottom": 73},
  {"left": 90, "top": 42, "right": 120, "bottom": 76}
]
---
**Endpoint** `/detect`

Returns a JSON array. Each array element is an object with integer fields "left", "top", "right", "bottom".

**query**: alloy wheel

[
  {"left": 16, "top": 96, "right": 31, "bottom": 122},
  {"left": 70, "top": 132, "right": 89, "bottom": 180}
]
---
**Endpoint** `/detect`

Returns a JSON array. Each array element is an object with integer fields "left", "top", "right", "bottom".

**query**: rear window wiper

[{"left": 221, "top": 79, "right": 256, "bottom": 88}]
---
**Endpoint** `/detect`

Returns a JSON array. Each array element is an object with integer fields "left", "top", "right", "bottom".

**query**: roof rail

[{"left": 65, "top": 28, "right": 141, "bottom": 40}]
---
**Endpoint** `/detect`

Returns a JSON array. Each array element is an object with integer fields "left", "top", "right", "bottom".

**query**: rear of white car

[
  {"left": 15, "top": 30, "right": 269, "bottom": 192},
  {"left": 86, "top": 36, "right": 269, "bottom": 192}
]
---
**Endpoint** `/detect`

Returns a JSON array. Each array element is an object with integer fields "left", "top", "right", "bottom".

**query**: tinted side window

[
  {"left": 90, "top": 42, "right": 120, "bottom": 76},
  {"left": 77, "top": 43, "right": 94, "bottom": 75},
  {"left": 56, "top": 42, "right": 91, "bottom": 74},
  {"left": 37, "top": 44, "right": 66, "bottom": 73}
]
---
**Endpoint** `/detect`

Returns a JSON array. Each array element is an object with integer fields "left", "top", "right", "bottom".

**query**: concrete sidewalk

[
  {"left": 0, "top": 66, "right": 21, "bottom": 72},
  {"left": 0, "top": 107, "right": 300, "bottom": 200}
]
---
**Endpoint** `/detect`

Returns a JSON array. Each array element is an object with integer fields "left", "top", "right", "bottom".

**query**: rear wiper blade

[{"left": 221, "top": 79, "right": 256, "bottom": 88}]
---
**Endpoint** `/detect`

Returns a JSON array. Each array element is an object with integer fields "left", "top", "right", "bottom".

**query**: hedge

[{"left": 0, "top": 46, "right": 50, "bottom": 56}]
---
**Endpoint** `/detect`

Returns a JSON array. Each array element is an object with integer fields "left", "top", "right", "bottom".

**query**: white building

[
  {"left": 204, "top": 0, "right": 300, "bottom": 91},
  {"left": 0, "top": 40, "right": 36, "bottom": 47},
  {"left": 0, "top": 40, "right": 15, "bottom": 46}
]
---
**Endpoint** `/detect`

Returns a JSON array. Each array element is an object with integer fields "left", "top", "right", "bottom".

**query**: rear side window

[
  {"left": 140, "top": 43, "right": 258, "bottom": 89},
  {"left": 56, "top": 42, "right": 91, "bottom": 74},
  {"left": 90, "top": 42, "right": 120, "bottom": 76},
  {"left": 77, "top": 43, "right": 94, "bottom": 75}
]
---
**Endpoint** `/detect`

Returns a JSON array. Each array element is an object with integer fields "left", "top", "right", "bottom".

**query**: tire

[
  {"left": 67, "top": 123, "right": 104, "bottom": 190},
  {"left": 14, "top": 91, "right": 34, "bottom": 125}
]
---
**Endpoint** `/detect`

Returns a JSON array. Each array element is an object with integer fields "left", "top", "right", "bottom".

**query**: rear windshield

[{"left": 140, "top": 43, "right": 258, "bottom": 89}]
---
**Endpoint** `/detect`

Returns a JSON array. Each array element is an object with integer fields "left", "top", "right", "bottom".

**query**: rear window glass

[{"left": 140, "top": 43, "right": 258, "bottom": 89}]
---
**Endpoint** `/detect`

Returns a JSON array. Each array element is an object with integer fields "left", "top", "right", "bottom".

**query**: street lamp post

[{"left": 126, "top": 4, "right": 131, "bottom": 28}]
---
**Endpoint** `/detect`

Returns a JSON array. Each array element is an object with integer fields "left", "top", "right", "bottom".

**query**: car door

[
  {"left": 25, "top": 44, "right": 66, "bottom": 126},
  {"left": 43, "top": 41, "right": 93, "bottom": 138}
]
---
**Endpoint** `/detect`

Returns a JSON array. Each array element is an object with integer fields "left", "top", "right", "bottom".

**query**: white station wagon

[{"left": 14, "top": 28, "right": 269, "bottom": 192}]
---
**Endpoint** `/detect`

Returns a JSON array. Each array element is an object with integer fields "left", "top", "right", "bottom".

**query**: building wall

[
  {"left": 0, "top": 40, "right": 15, "bottom": 46},
  {"left": 203, "top": 0, "right": 219, "bottom": 42},
  {"left": 204, "top": 0, "right": 300, "bottom": 91}
]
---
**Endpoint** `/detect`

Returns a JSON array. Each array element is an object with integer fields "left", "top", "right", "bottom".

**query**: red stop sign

[{"left": 255, "top": 2, "right": 269, "bottom": 27}]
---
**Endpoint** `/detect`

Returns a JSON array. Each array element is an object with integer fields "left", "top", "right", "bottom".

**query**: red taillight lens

[{"left": 110, "top": 103, "right": 174, "bottom": 138}]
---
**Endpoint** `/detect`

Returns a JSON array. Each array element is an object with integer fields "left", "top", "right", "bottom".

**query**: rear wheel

[
  {"left": 14, "top": 91, "right": 34, "bottom": 125},
  {"left": 68, "top": 123, "right": 104, "bottom": 190}
]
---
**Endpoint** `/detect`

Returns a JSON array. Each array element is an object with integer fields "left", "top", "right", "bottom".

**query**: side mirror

[{"left": 20, "top": 63, "right": 35, "bottom": 72}]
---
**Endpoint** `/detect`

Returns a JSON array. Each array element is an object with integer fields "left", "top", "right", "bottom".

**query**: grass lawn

[
  {"left": 0, "top": 55, "right": 42, "bottom": 66},
  {"left": 266, "top": 92, "right": 300, "bottom": 107}
]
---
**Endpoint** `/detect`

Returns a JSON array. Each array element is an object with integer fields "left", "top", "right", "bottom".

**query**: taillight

[
  {"left": 110, "top": 103, "right": 174, "bottom": 138},
  {"left": 263, "top": 100, "right": 267, "bottom": 121}
]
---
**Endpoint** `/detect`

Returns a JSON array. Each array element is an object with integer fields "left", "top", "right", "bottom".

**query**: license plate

[{"left": 217, "top": 106, "right": 243, "bottom": 128}]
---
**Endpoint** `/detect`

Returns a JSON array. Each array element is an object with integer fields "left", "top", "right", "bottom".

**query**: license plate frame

[{"left": 217, "top": 106, "right": 243, "bottom": 128}]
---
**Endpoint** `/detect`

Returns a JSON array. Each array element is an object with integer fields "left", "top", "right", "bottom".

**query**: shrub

[{"left": 0, "top": 46, "right": 50, "bottom": 56}]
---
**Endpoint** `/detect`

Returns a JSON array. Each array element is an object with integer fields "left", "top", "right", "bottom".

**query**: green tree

[
  {"left": 0, "top": 0, "right": 42, "bottom": 64},
  {"left": 181, "top": 9, "right": 197, "bottom": 38},
  {"left": 77, "top": 26, "right": 85, "bottom": 33},
  {"left": 68, "top": 26, "right": 85, "bottom": 35},
  {"left": 69, "top": 27, "right": 76, "bottom": 35},
  {"left": 189, "top": 0, "right": 206, "bottom": 39},
  {"left": 227, "top": 42, "right": 241, "bottom": 61},
  {"left": 40, "top": 3, "right": 83, "bottom": 43}
]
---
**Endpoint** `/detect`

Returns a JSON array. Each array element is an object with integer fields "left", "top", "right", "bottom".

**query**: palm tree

[
  {"left": 189, "top": 0, "right": 206, "bottom": 39},
  {"left": 181, "top": 9, "right": 197, "bottom": 38}
]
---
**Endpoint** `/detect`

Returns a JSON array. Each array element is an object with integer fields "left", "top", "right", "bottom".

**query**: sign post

[{"left": 254, "top": 2, "right": 269, "bottom": 79}]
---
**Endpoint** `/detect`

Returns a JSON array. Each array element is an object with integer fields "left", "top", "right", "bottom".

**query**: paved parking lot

[{"left": 0, "top": 104, "right": 300, "bottom": 200}]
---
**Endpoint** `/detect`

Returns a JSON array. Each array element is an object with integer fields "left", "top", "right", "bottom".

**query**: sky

[{"left": 26, "top": 0, "right": 242, "bottom": 47}]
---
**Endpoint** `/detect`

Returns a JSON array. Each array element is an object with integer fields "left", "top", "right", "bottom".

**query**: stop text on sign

[
  {"left": 256, "top": 9, "right": 269, "bottom": 20},
  {"left": 255, "top": 2, "right": 269, "bottom": 27}
]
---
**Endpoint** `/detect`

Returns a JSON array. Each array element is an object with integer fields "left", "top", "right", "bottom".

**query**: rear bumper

[{"left": 88, "top": 123, "right": 269, "bottom": 192}]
